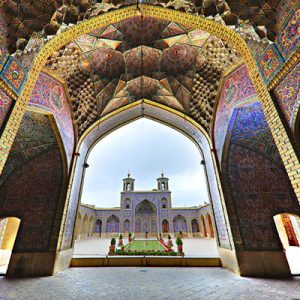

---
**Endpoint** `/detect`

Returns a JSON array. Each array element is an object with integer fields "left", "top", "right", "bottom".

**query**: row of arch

[
  {"left": 74, "top": 212, "right": 214, "bottom": 238},
  {"left": 74, "top": 212, "right": 94, "bottom": 239},
  {"left": 168, "top": 214, "right": 214, "bottom": 238}
]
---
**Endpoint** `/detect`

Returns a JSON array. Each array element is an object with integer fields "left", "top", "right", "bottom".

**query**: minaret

[
  {"left": 123, "top": 172, "right": 135, "bottom": 191},
  {"left": 157, "top": 172, "right": 169, "bottom": 191}
]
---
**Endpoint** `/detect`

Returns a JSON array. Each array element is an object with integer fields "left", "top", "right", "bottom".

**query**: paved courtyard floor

[
  {"left": 0, "top": 267, "right": 300, "bottom": 299},
  {"left": 74, "top": 237, "right": 219, "bottom": 257}
]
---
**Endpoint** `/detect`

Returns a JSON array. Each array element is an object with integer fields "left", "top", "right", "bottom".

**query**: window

[
  {"left": 125, "top": 199, "right": 131, "bottom": 209},
  {"left": 161, "top": 198, "right": 167, "bottom": 209}
]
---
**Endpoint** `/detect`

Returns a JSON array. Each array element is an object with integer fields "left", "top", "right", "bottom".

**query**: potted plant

[
  {"left": 158, "top": 233, "right": 163, "bottom": 242},
  {"left": 128, "top": 232, "right": 132, "bottom": 242},
  {"left": 109, "top": 237, "right": 116, "bottom": 255},
  {"left": 118, "top": 234, "right": 123, "bottom": 247},
  {"left": 176, "top": 237, "right": 183, "bottom": 254},
  {"left": 167, "top": 234, "right": 173, "bottom": 251}
]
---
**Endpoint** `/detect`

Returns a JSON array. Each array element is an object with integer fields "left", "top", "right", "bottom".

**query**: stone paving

[{"left": 0, "top": 267, "right": 300, "bottom": 300}]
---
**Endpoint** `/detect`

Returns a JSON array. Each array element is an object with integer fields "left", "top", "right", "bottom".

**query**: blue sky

[{"left": 81, "top": 118, "right": 209, "bottom": 207}]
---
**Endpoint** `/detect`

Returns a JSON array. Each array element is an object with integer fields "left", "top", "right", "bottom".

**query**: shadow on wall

[
  {"left": 0, "top": 217, "right": 20, "bottom": 275},
  {"left": 274, "top": 213, "right": 300, "bottom": 275}
]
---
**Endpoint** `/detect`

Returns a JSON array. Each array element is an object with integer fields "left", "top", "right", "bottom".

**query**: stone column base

[
  {"left": 237, "top": 251, "right": 291, "bottom": 278},
  {"left": 218, "top": 247, "right": 240, "bottom": 275},
  {"left": 218, "top": 247, "right": 291, "bottom": 278},
  {"left": 6, "top": 248, "right": 74, "bottom": 277}
]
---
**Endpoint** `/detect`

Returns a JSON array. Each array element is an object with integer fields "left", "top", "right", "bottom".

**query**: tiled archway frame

[
  {"left": 0, "top": 5, "right": 299, "bottom": 267},
  {"left": 61, "top": 100, "right": 232, "bottom": 252},
  {"left": 1, "top": 6, "right": 299, "bottom": 203}
]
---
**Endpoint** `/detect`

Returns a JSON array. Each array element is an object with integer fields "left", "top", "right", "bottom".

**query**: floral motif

[
  {"left": 258, "top": 45, "right": 283, "bottom": 83},
  {"left": 276, "top": 7, "right": 300, "bottom": 60},
  {"left": 0, "top": 57, "right": 27, "bottom": 94}
]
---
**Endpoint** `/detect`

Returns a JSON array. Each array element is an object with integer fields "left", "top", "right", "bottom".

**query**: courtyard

[{"left": 73, "top": 238, "right": 219, "bottom": 257}]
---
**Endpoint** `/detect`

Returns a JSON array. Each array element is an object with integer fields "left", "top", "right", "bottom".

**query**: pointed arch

[
  {"left": 162, "top": 219, "right": 169, "bottom": 233},
  {"left": 95, "top": 219, "right": 103, "bottom": 236},
  {"left": 74, "top": 211, "right": 82, "bottom": 240},
  {"left": 82, "top": 215, "right": 89, "bottom": 238},
  {"left": 206, "top": 214, "right": 215, "bottom": 238},
  {"left": 106, "top": 215, "right": 120, "bottom": 233},
  {"left": 88, "top": 215, "right": 94, "bottom": 237},
  {"left": 201, "top": 215, "right": 208, "bottom": 238},
  {"left": 0, "top": 217, "right": 21, "bottom": 275},
  {"left": 123, "top": 219, "right": 130, "bottom": 233}
]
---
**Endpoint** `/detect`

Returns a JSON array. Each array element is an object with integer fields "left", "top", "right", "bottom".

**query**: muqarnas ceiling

[
  {"left": 45, "top": 16, "right": 240, "bottom": 135},
  {"left": 0, "top": 0, "right": 283, "bottom": 54}
]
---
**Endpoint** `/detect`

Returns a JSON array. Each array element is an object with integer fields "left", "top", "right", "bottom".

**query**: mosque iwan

[{"left": 0, "top": 0, "right": 299, "bottom": 298}]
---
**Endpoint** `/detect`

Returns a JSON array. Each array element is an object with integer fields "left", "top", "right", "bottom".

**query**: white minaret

[
  {"left": 157, "top": 172, "right": 169, "bottom": 191},
  {"left": 123, "top": 172, "right": 135, "bottom": 191}
]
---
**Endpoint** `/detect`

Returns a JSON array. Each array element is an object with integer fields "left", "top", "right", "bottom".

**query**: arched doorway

[
  {"left": 206, "top": 214, "right": 215, "bottom": 238},
  {"left": 162, "top": 219, "right": 169, "bottom": 234},
  {"left": 124, "top": 220, "right": 130, "bottom": 233},
  {"left": 95, "top": 219, "right": 102, "bottom": 237},
  {"left": 191, "top": 219, "right": 200, "bottom": 237},
  {"left": 74, "top": 211, "right": 82, "bottom": 240},
  {"left": 67, "top": 100, "right": 228, "bottom": 267},
  {"left": 0, "top": 110, "right": 70, "bottom": 276},
  {"left": 201, "top": 215, "right": 208, "bottom": 238},
  {"left": 88, "top": 216, "right": 94, "bottom": 238},
  {"left": 274, "top": 213, "right": 300, "bottom": 275},
  {"left": 106, "top": 215, "right": 120, "bottom": 234},
  {"left": 173, "top": 215, "right": 187, "bottom": 235},
  {"left": 0, "top": 217, "right": 21, "bottom": 275},
  {"left": 135, "top": 200, "right": 157, "bottom": 236}
]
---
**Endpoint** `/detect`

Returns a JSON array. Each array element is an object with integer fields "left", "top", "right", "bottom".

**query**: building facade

[
  {"left": 75, "top": 174, "right": 215, "bottom": 239},
  {"left": 0, "top": 0, "right": 299, "bottom": 277}
]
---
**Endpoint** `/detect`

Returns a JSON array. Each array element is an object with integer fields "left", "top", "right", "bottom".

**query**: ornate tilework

[
  {"left": 258, "top": 44, "right": 284, "bottom": 84},
  {"left": 0, "top": 57, "right": 27, "bottom": 95},
  {"left": 276, "top": 6, "right": 300, "bottom": 60},
  {"left": 0, "top": 8, "right": 9, "bottom": 49},
  {"left": 0, "top": 111, "right": 64, "bottom": 252},
  {"left": 274, "top": 62, "right": 300, "bottom": 129},
  {"left": 214, "top": 64, "right": 256, "bottom": 165},
  {"left": 0, "top": 111, "right": 57, "bottom": 186},
  {"left": 0, "top": 46, "right": 9, "bottom": 72},
  {"left": 29, "top": 72, "right": 75, "bottom": 167},
  {"left": 0, "top": 89, "right": 13, "bottom": 131},
  {"left": 229, "top": 102, "right": 282, "bottom": 165},
  {"left": 225, "top": 102, "right": 300, "bottom": 251}
]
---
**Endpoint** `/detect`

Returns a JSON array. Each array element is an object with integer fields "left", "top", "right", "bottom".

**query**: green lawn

[{"left": 125, "top": 240, "right": 166, "bottom": 251}]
